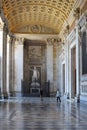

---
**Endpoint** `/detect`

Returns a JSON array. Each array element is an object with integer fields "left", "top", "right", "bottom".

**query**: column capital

[
  {"left": 9, "top": 35, "right": 15, "bottom": 44},
  {"left": 73, "top": 7, "right": 80, "bottom": 20},
  {"left": 46, "top": 38, "right": 61, "bottom": 46},
  {"left": 15, "top": 37, "right": 24, "bottom": 45},
  {"left": 46, "top": 38, "right": 54, "bottom": 46},
  {"left": 0, "top": 18, "right": 4, "bottom": 31},
  {"left": 3, "top": 23, "right": 8, "bottom": 34},
  {"left": 63, "top": 24, "right": 70, "bottom": 38}
]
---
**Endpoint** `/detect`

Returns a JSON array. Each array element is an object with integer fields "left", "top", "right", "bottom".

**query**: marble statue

[{"left": 30, "top": 66, "right": 39, "bottom": 82}]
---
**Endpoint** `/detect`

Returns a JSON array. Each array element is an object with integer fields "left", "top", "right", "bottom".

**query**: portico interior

[{"left": 0, "top": 0, "right": 87, "bottom": 101}]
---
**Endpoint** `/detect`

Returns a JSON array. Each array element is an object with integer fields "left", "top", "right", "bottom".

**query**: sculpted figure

[{"left": 30, "top": 66, "right": 39, "bottom": 82}]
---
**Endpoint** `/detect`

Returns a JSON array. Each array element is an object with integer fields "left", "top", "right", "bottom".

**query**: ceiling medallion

[{"left": 31, "top": 25, "right": 41, "bottom": 33}]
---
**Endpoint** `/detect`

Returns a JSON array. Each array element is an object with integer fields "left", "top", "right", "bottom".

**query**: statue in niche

[{"left": 30, "top": 66, "right": 40, "bottom": 82}]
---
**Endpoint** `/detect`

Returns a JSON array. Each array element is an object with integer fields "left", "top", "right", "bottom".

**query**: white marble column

[
  {"left": 14, "top": 38, "right": 24, "bottom": 96},
  {"left": 2, "top": 24, "right": 8, "bottom": 99},
  {"left": 53, "top": 43, "right": 58, "bottom": 91},
  {"left": 65, "top": 39, "right": 70, "bottom": 98},
  {"left": 9, "top": 36, "right": 15, "bottom": 96},
  {"left": 76, "top": 23, "right": 81, "bottom": 102},
  {"left": 0, "top": 17, "right": 4, "bottom": 98},
  {"left": 46, "top": 39, "right": 53, "bottom": 93},
  {"left": 0, "top": 24, "right": 3, "bottom": 98}
]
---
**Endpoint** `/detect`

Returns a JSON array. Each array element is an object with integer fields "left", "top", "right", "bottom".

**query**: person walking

[{"left": 56, "top": 89, "right": 61, "bottom": 102}]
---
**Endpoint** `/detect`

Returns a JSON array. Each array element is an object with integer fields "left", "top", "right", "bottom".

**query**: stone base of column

[
  {"left": 3, "top": 92, "right": 8, "bottom": 99},
  {"left": 0, "top": 94, "right": 2, "bottom": 99},
  {"left": 67, "top": 92, "right": 70, "bottom": 99},
  {"left": 77, "top": 94, "right": 80, "bottom": 103},
  {"left": 0, "top": 88, "right": 2, "bottom": 99}
]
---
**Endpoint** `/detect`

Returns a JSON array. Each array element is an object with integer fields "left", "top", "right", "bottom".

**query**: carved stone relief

[
  {"left": 15, "top": 25, "right": 56, "bottom": 34},
  {"left": 28, "top": 46, "right": 42, "bottom": 60}
]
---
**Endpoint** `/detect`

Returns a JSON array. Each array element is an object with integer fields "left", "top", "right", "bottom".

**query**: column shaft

[
  {"left": 46, "top": 42, "right": 53, "bottom": 93},
  {"left": 76, "top": 25, "right": 80, "bottom": 102},
  {"left": 2, "top": 24, "right": 8, "bottom": 99},
  {"left": 9, "top": 37, "right": 15, "bottom": 96}
]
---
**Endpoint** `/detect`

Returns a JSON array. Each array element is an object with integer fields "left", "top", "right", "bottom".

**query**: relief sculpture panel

[{"left": 28, "top": 46, "right": 42, "bottom": 62}]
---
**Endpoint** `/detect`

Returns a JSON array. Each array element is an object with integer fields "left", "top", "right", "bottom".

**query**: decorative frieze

[{"left": 15, "top": 25, "right": 56, "bottom": 34}]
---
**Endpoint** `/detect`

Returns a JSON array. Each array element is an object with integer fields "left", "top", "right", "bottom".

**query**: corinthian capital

[
  {"left": 3, "top": 23, "right": 8, "bottom": 34},
  {"left": 47, "top": 38, "right": 62, "bottom": 46},
  {"left": 15, "top": 37, "right": 24, "bottom": 45},
  {"left": 46, "top": 38, "right": 54, "bottom": 45},
  {"left": 0, "top": 20, "right": 4, "bottom": 30},
  {"left": 9, "top": 35, "right": 15, "bottom": 44},
  {"left": 73, "top": 8, "right": 80, "bottom": 20}
]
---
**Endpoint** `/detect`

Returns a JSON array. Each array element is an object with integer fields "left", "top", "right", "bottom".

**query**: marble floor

[{"left": 0, "top": 97, "right": 87, "bottom": 130}]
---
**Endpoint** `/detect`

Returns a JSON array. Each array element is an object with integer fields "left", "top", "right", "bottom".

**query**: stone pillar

[
  {"left": 76, "top": 23, "right": 81, "bottom": 102},
  {"left": 9, "top": 36, "right": 15, "bottom": 96},
  {"left": 0, "top": 56, "right": 2, "bottom": 98},
  {"left": 0, "top": 19, "right": 3, "bottom": 98},
  {"left": 46, "top": 39, "right": 53, "bottom": 93},
  {"left": 53, "top": 43, "right": 58, "bottom": 91},
  {"left": 14, "top": 38, "right": 24, "bottom": 96},
  {"left": 66, "top": 39, "right": 70, "bottom": 99},
  {"left": 2, "top": 24, "right": 8, "bottom": 99}
]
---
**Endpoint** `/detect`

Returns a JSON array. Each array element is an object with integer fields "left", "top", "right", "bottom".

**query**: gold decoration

[{"left": 2, "top": 0, "right": 75, "bottom": 34}]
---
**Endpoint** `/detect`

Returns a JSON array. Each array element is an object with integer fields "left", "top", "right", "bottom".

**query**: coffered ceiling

[{"left": 2, "top": 0, "right": 75, "bottom": 34}]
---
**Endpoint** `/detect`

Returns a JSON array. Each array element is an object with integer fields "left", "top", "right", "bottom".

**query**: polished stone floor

[{"left": 0, "top": 97, "right": 87, "bottom": 130}]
